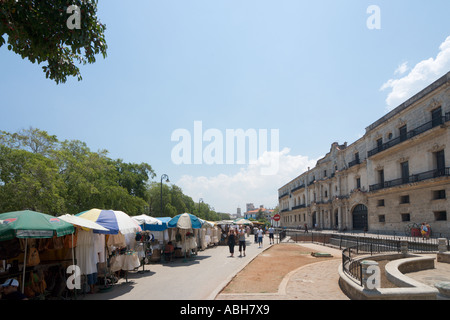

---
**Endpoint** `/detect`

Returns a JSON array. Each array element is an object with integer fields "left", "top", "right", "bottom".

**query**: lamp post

[
  {"left": 198, "top": 198, "right": 203, "bottom": 215},
  {"left": 160, "top": 174, "right": 170, "bottom": 216}
]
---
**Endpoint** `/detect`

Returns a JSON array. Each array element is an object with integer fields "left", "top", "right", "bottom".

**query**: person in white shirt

[
  {"left": 268, "top": 227, "right": 274, "bottom": 244},
  {"left": 257, "top": 228, "right": 263, "bottom": 248}
]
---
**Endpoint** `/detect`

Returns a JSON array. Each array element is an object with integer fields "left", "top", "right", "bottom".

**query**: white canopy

[
  {"left": 59, "top": 214, "right": 110, "bottom": 231},
  {"left": 132, "top": 214, "right": 163, "bottom": 226}
]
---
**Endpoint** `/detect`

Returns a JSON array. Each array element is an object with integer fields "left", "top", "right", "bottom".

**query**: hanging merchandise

[{"left": 26, "top": 247, "right": 40, "bottom": 267}]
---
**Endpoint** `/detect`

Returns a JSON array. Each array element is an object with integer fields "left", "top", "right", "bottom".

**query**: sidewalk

[{"left": 81, "top": 234, "right": 272, "bottom": 300}]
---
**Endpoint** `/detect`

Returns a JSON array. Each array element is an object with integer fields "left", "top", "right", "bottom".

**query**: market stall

[
  {"left": 168, "top": 213, "right": 202, "bottom": 261},
  {"left": 0, "top": 210, "right": 74, "bottom": 297},
  {"left": 215, "top": 220, "right": 235, "bottom": 245},
  {"left": 131, "top": 214, "right": 163, "bottom": 268},
  {"left": 75, "top": 209, "right": 142, "bottom": 288},
  {"left": 132, "top": 217, "right": 171, "bottom": 262},
  {"left": 197, "top": 219, "right": 219, "bottom": 250}
]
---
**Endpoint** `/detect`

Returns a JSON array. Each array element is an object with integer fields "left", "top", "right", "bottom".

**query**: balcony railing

[
  {"left": 369, "top": 167, "right": 450, "bottom": 192},
  {"left": 348, "top": 159, "right": 360, "bottom": 168},
  {"left": 291, "top": 204, "right": 306, "bottom": 210},
  {"left": 368, "top": 115, "right": 450, "bottom": 157},
  {"left": 278, "top": 192, "right": 289, "bottom": 199},
  {"left": 290, "top": 184, "right": 305, "bottom": 193}
]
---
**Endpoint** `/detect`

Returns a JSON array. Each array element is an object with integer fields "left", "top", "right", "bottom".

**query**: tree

[
  {"left": 0, "top": 127, "right": 58, "bottom": 156},
  {"left": 113, "top": 159, "right": 156, "bottom": 199},
  {"left": 0, "top": 0, "right": 107, "bottom": 84},
  {"left": 0, "top": 145, "right": 65, "bottom": 214}
]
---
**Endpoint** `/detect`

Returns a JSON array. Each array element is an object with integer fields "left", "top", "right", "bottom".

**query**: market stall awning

[
  {"left": 0, "top": 210, "right": 74, "bottom": 241},
  {"left": 233, "top": 218, "right": 254, "bottom": 226},
  {"left": 58, "top": 214, "right": 109, "bottom": 232},
  {"left": 132, "top": 214, "right": 163, "bottom": 231},
  {"left": 76, "top": 209, "right": 141, "bottom": 235},
  {"left": 199, "top": 218, "right": 215, "bottom": 228},
  {"left": 168, "top": 213, "right": 202, "bottom": 229}
]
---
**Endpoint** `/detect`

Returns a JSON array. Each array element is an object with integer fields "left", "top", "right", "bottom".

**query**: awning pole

[{"left": 22, "top": 238, "right": 27, "bottom": 294}]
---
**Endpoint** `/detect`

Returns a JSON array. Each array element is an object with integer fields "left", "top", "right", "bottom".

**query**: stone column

[
  {"left": 438, "top": 238, "right": 447, "bottom": 253},
  {"left": 400, "top": 240, "right": 408, "bottom": 255}
]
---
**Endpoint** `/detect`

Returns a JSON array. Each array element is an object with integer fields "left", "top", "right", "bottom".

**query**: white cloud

[
  {"left": 176, "top": 148, "right": 316, "bottom": 214},
  {"left": 394, "top": 62, "right": 409, "bottom": 75},
  {"left": 381, "top": 36, "right": 450, "bottom": 111}
]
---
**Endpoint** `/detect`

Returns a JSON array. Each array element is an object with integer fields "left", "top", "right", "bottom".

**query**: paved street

[{"left": 82, "top": 235, "right": 272, "bottom": 300}]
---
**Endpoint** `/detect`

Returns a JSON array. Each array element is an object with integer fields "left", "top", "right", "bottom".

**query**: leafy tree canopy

[
  {"left": 0, "top": 0, "right": 107, "bottom": 84},
  {"left": 0, "top": 128, "right": 229, "bottom": 221}
]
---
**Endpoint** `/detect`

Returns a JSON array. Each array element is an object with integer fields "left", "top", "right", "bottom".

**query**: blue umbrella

[{"left": 168, "top": 213, "right": 202, "bottom": 229}]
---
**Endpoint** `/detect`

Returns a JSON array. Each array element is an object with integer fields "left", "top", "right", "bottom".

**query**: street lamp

[
  {"left": 160, "top": 174, "right": 170, "bottom": 216},
  {"left": 198, "top": 198, "right": 203, "bottom": 213}
]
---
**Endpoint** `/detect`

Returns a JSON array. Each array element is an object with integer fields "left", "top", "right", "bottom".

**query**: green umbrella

[
  {"left": 0, "top": 210, "right": 74, "bottom": 241},
  {"left": 0, "top": 210, "right": 74, "bottom": 294}
]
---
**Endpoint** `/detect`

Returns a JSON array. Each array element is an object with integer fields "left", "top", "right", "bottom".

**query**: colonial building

[{"left": 278, "top": 72, "right": 450, "bottom": 236}]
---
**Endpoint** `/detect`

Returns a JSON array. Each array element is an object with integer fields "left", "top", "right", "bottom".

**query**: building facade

[{"left": 278, "top": 72, "right": 450, "bottom": 236}]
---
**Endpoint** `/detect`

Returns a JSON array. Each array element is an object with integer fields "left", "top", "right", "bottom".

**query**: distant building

[
  {"left": 236, "top": 207, "right": 242, "bottom": 218},
  {"left": 278, "top": 72, "right": 450, "bottom": 235},
  {"left": 244, "top": 205, "right": 275, "bottom": 220}
]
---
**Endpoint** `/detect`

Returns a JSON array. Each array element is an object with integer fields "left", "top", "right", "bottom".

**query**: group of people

[
  {"left": 226, "top": 226, "right": 276, "bottom": 257},
  {"left": 226, "top": 227, "right": 247, "bottom": 257}
]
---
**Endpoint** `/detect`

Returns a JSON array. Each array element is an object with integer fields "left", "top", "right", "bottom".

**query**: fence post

[
  {"left": 400, "top": 240, "right": 408, "bottom": 255},
  {"left": 438, "top": 238, "right": 447, "bottom": 253}
]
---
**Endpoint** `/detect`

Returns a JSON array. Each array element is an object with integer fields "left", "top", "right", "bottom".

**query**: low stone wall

[
  {"left": 339, "top": 254, "right": 439, "bottom": 300},
  {"left": 437, "top": 252, "right": 450, "bottom": 263}
]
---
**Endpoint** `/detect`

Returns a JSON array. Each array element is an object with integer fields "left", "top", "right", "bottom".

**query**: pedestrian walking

[
  {"left": 257, "top": 228, "right": 263, "bottom": 248},
  {"left": 268, "top": 226, "right": 274, "bottom": 244},
  {"left": 238, "top": 228, "right": 246, "bottom": 257},
  {"left": 228, "top": 229, "right": 236, "bottom": 257},
  {"left": 254, "top": 227, "right": 258, "bottom": 243},
  {"left": 304, "top": 223, "right": 308, "bottom": 233}
]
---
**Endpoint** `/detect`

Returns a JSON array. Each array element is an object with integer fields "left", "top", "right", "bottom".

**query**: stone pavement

[
  {"left": 215, "top": 243, "right": 350, "bottom": 300},
  {"left": 81, "top": 235, "right": 450, "bottom": 300},
  {"left": 216, "top": 241, "right": 450, "bottom": 300}
]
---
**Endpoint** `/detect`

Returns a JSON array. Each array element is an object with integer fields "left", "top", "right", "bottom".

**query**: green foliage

[
  {"left": 0, "top": 0, "right": 107, "bottom": 84},
  {"left": 0, "top": 145, "right": 65, "bottom": 215},
  {"left": 0, "top": 128, "right": 153, "bottom": 215},
  {"left": 0, "top": 127, "right": 228, "bottom": 220},
  {"left": 144, "top": 182, "right": 230, "bottom": 221}
]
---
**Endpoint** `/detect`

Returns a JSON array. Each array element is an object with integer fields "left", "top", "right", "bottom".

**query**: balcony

[
  {"left": 290, "top": 184, "right": 305, "bottom": 193},
  {"left": 278, "top": 192, "right": 289, "bottom": 199},
  {"left": 369, "top": 167, "right": 450, "bottom": 192},
  {"left": 348, "top": 158, "right": 360, "bottom": 168},
  {"left": 291, "top": 204, "right": 306, "bottom": 210},
  {"left": 368, "top": 114, "right": 450, "bottom": 158}
]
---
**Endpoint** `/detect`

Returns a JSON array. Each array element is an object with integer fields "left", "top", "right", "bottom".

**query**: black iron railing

[
  {"left": 348, "top": 159, "right": 360, "bottom": 168},
  {"left": 368, "top": 115, "right": 450, "bottom": 158},
  {"left": 274, "top": 229, "right": 450, "bottom": 286},
  {"left": 369, "top": 167, "right": 450, "bottom": 192}
]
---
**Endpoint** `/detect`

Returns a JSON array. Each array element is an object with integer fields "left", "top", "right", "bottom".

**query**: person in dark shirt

[
  {"left": 227, "top": 229, "right": 236, "bottom": 257},
  {"left": 0, "top": 278, "right": 28, "bottom": 300}
]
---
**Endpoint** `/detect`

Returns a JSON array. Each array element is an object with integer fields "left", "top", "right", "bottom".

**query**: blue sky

[{"left": 1, "top": 0, "right": 450, "bottom": 214}]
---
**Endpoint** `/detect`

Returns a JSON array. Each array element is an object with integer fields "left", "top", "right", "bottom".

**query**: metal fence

[{"left": 275, "top": 228, "right": 450, "bottom": 286}]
